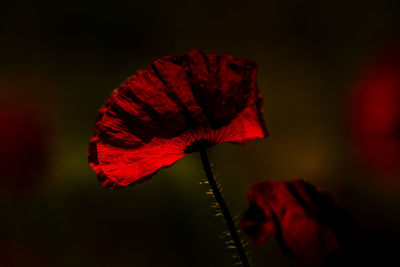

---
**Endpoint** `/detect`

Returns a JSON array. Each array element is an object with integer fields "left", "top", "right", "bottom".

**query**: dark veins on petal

[
  {"left": 186, "top": 54, "right": 256, "bottom": 130},
  {"left": 100, "top": 50, "right": 257, "bottom": 149},
  {"left": 149, "top": 64, "right": 198, "bottom": 131},
  {"left": 107, "top": 88, "right": 183, "bottom": 142}
]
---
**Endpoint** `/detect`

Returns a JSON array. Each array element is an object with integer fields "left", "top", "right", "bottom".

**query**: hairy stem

[{"left": 199, "top": 148, "right": 250, "bottom": 267}]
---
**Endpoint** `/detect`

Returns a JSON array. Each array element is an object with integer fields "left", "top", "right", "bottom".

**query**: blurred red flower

[
  {"left": 88, "top": 50, "right": 268, "bottom": 189},
  {"left": 241, "top": 179, "right": 355, "bottom": 266},
  {"left": 0, "top": 239, "right": 52, "bottom": 267},
  {"left": 0, "top": 101, "right": 49, "bottom": 192},
  {"left": 350, "top": 44, "right": 400, "bottom": 179}
]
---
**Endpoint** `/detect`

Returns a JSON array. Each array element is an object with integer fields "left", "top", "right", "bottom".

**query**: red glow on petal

[
  {"left": 88, "top": 50, "right": 268, "bottom": 189},
  {"left": 242, "top": 179, "right": 355, "bottom": 266}
]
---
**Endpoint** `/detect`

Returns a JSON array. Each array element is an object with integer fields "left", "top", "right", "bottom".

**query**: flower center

[{"left": 184, "top": 138, "right": 212, "bottom": 153}]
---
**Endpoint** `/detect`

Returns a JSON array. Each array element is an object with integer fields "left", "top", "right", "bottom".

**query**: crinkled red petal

[
  {"left": 88, "top": 50, "right": 268, "bottom": 189},
  {"left": 242, "top": 179, "right": 355, "bottom": 266}
]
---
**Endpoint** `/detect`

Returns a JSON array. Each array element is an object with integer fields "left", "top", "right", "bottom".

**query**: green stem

[{"left": 199, "top": 148, "right": 250, "bottom": 267}]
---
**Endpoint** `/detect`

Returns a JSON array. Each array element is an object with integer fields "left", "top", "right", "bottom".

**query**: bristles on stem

[{"left": 199, "top": 148, "right": 251, "bottom": 267}]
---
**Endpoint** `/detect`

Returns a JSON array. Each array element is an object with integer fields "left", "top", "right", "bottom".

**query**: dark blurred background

[{"left": 1, "top": 0, "right": 400, "bottom": 266}]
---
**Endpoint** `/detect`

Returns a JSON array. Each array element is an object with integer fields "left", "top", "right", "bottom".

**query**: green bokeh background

[{"left": 1, "top": 0, "right": 400, "bottom": 266}]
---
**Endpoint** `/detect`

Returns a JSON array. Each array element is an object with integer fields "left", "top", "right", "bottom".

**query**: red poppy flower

[
  {"left": 350, "top": 44, "right": 400, "bottom": 178},
  {"left": 88, "top": 50, "right": 268, "bottom": 189},
  {"left": 242, "top": 179, "right": 355, "bottom": 266}
]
